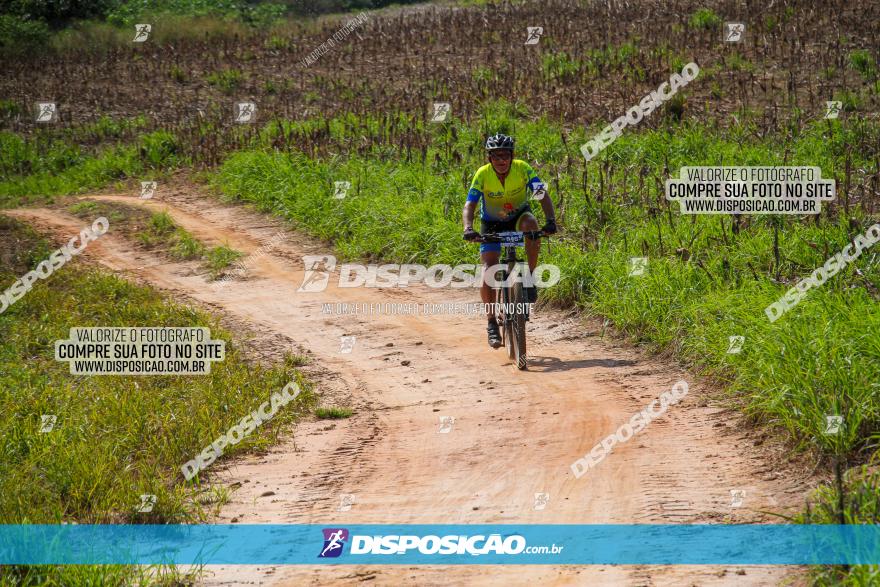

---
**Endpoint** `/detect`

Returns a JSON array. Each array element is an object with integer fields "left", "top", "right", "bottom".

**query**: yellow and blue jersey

[{"left": 466, "top": 160, "right": 543, "bottom": 222}]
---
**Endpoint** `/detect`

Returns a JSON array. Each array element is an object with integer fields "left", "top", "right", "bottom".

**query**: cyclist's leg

[
  {"left": 481, "top": 248, "right": 503, "bottom": 348},
  {"left": 516, "top": 213, "right": 540, "bottom": 273},
  {"left": 516, "top": 212, "right": 540, "bottom": 304},
  {"left": 480, "top": 249, "right": 501, "bottom": 318}
]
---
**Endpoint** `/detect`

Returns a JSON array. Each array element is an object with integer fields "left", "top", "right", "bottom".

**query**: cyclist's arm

[
  {"left": 536, "top": 188, "right": 556, "bottom": 223},
  {"left": 463, "top": 171, "right": 483, "bottom": 230},
  {"left": 463, "top": 200, "right": 478, "bottom": 230},
  {"left": 523, "top": 163, "right": 556, "bottom": 224}
]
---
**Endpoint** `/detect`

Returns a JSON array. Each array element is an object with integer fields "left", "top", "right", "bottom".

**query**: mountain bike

[{"left": 477, "top": 230, "right": 546, "bottom": 370}]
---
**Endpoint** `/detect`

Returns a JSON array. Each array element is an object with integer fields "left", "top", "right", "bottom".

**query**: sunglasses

[{"left": 489, "top": 152, "right": 513, "bottom": 161}]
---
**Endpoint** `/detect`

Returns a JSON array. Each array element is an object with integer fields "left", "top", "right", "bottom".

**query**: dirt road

[{"left": 5, "top": 187, "right": 814, "bottom": 586}]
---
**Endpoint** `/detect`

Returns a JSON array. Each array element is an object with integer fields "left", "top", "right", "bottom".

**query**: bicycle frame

[
  {"left": 476, "top": 230, "right": 544, "bottom": 369},
  {"left": 482, "top": 230, "right": 543, "bottom": 293},
  {"left": 497, "top": 232, "right": 529, "bottom": 318}
]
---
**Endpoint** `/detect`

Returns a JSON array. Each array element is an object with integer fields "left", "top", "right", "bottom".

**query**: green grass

[
  {"left": 541, "top": 51, "right": 582, "bottom": 81},
  {"left": 137, "top": 211, "right": 178, "bottom": 246},
  {"left": 315, "top": 406, "right": 353, "bottom": 419},
  {"left": 66, "top": 199, "right": 133, "bottom": 229},
  {"left": 849, "top": 50, "right": 877, "bottom": 81},
  {"left": 0, "top": 98, "right": 21, "bottom": 117},
  {"left": 134, "top": 211, "right": 244, "bottom": 278},
  {"left": 170, "top": 230, "right": 206, "bottom": 260},
  {"left": 68, "top": 202, "right": 245, "bottom": 281},
  {"left": 0, "top": 216, "right": 315, "bottom": 584},
  {"left": 205, "top": 68, "right": 245, "bottom": 94},
  {"left": 688, "top": 8, "right": 722, "bottom": 30},
  {"left": 798, "top": 465, "right": 880, "bottom": 585},
  {"left": 0, "top": 129, "right": 181, "bottom": 209},
  {"left": 725, "top": 52, "right": 757, "bottom": 73},
  {"left": 68, "top": 200, "right": 101, "bottom": 216},
  {"left": 205, "top": 244, "right": 245, "bottom": 278}
]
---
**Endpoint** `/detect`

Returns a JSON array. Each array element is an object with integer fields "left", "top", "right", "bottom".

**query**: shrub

[
  {"left": 139, "top": 131, "right": 180, "bottom": 168},
  {"left": 688, "top": 8, "right": 721, "bottom": 30},
  {"left": 0, "top": 15, "right": 50, "bottom": 54},
  {"left": 849, "top": 49, "right": 877, "bottom": 81}
]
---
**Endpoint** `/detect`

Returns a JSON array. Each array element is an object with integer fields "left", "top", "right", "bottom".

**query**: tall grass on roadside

[
  {"left": 0, "top": 216, "right": 315, "bottom": 585},
  {"left": 799, "top": 465, "right": 880, "bottom": 586},
  {"left": 213, "top": 111, "right": 880, "bottom": 463},
  {"left": 0, "top": 129, "right": 182, "bottom": 209}
]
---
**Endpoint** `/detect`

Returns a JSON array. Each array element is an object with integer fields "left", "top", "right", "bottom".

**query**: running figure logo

[
  {"left": 724, "top": 22, "right": 745, "bottom": 42},
  {"left": 298, "top": 255, "right": 336, "bottom": 292},
  {"left": 825, "top": 101, "right": 842, "bottom": 119},
  {"left": 133, "top": 24, "right": 151, "bottom": 42},
  {"left": 431, "top": 102, "right": 450, "bottom": 122},
  {"left": 726, "top": 335, "right": 745, "bottom": 354},
  {"left": 234, "top": 102, "right": 256, "bottom": 123},
  {"left": 524, "top": 27, "right": 543, "bottom": 45},
  {"left": 35, "top": 102, "right": 57, "bottom": 123},
  {"left": 319, "top": 528, "right": 349, "bottom": 558}
]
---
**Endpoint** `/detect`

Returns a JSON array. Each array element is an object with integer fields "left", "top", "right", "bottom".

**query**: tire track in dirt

[{"left": 4, "top": 190, "right": 815, "bottom": 586}]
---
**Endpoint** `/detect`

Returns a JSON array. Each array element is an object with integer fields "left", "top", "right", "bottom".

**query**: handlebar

[{"left": 477, "top": 230, "right": 546, "bottom": 243}]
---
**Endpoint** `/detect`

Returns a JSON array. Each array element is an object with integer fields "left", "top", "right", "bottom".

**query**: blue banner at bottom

[{"left": 1, "top": 524, "right": 879, "bottom": 565}]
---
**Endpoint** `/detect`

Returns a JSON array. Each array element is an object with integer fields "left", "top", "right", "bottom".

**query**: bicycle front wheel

[
  {"left": 509, "top": 283, "right": 527, "bottom": 370},
  {"left": 500, "top": 284, "right": 515, "bottom": 360}
]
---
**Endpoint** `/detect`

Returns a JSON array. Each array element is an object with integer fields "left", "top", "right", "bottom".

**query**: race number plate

[{"left": 496, "top": 231, "right": 525, "bottom": 247}]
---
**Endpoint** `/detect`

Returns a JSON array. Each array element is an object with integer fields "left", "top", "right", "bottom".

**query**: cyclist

[{"left": 462, "top": 133, "right": 557, "bottom": 349}]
